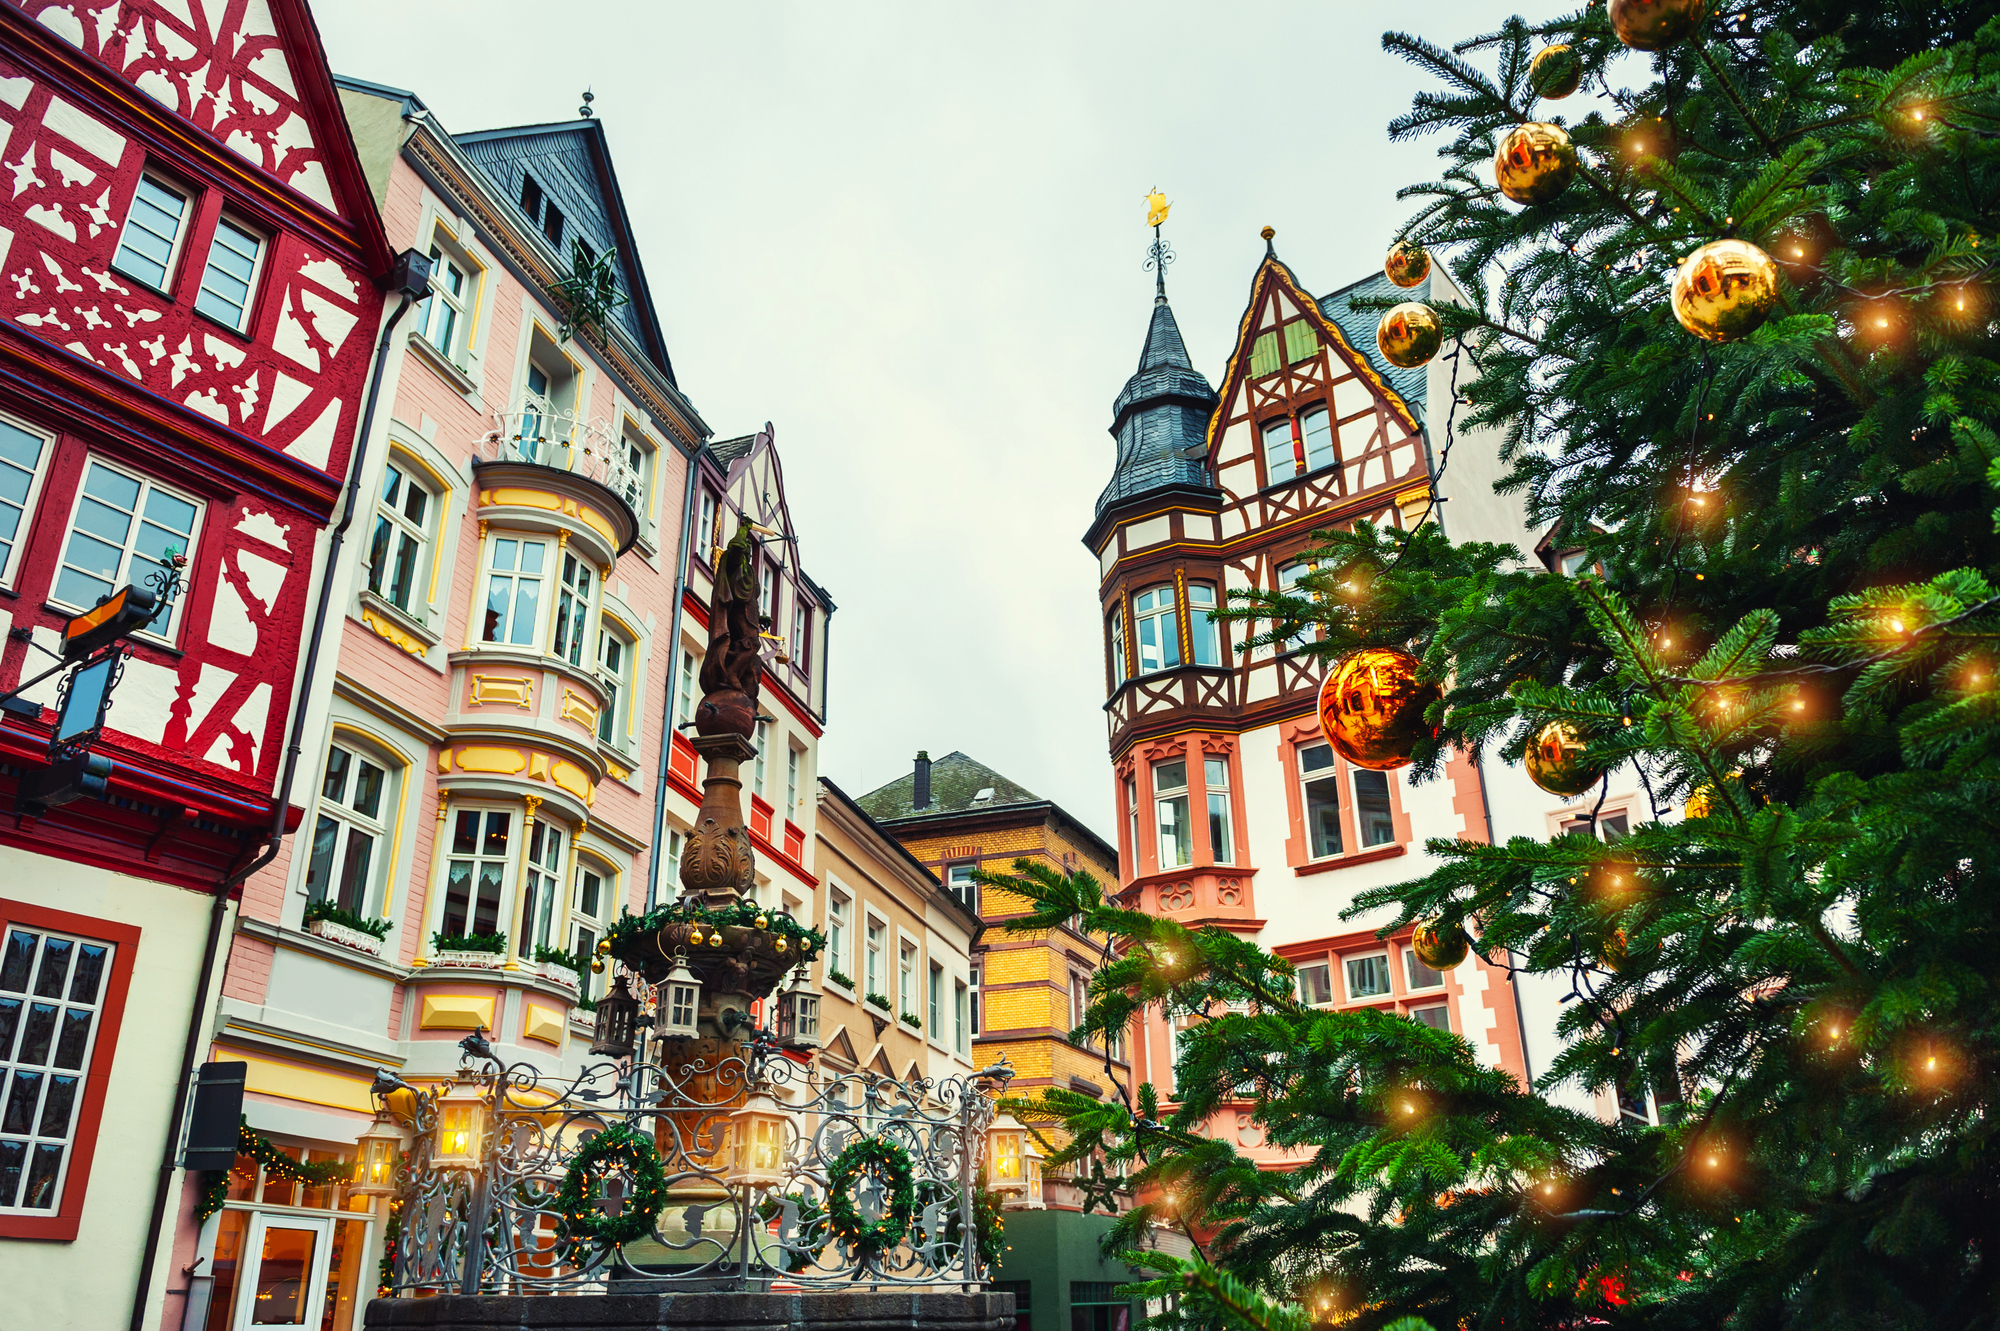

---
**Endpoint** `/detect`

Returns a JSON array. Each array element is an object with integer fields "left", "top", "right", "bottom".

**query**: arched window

[
  {"left": 1187, "top": 583, "right": 1221, "bottom": 666},
  {"left": 367, "top": 457, "right": 437, "bottom": 615},
  {"left": 1134, "top": 585, "right": 1180, "bottom": 674},
  {"left": 305, "top": 739, "right": 399, "bottom": 917}
]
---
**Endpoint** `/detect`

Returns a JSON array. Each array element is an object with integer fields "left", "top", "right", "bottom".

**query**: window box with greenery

[
  {"left": 828, "top": 969, "right": 855, "bottom": 993},
  {"left": 430, "top": 931, "right": 508, "bottom": 968},
  {"left": 898, "top": 1012, "right": 922, "bottom": 1031},
  {"left": 533, "top": 944, "right": 586, "bottom": 992},
  {"left": 864, "top": 991, "right": 891, "bottom": 1013},
  {"left": 303, "top": 900, "right": 390, "bottom": 957}
]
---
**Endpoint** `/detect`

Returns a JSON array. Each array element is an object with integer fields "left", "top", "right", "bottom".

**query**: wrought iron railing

[
  {"left": 379, "top": 1032, "right": 999, "bottom": 1296},
  {"left": 478, "top": 403, "right": 645, "bottom": 512}
]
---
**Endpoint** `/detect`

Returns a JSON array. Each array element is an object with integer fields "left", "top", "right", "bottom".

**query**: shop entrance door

[{"left": 232, "top": 1212, "right": 333, "bottom": 1330}]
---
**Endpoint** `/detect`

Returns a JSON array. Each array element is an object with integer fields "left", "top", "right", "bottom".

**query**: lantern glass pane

[
  {"left": 799, "top": 995, "right": 819, "bottom": 1040},
  {"left": 670, "top": 983, "right": 697, "bottom": 1030},
  {"left": 754, "top": 1118, "right": 782, "bottom": 1172}
]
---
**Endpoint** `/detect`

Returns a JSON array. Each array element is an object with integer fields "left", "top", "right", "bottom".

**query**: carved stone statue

[{"left": 694, "top": 522, "right": 764, "bottom": 739}]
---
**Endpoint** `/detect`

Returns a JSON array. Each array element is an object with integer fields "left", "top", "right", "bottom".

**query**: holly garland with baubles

[
  {"left": 602, "top": 897, "right": 827, "bottom": 966},
  {"left": 553, "top": 1123, "right": 671, "bottom": 1256},
  {"left": 823, "top": 1136, "right": 917, "bottom": 1255}
]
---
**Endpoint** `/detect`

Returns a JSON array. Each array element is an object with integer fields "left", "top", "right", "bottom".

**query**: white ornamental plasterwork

[{"left": 13, "top": 0, "right": 337, "bottom": 209}]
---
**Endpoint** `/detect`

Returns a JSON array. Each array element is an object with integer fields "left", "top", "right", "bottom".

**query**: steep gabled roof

[
  {"left": 454, "top": 117, "right": 674, "bottom": 382},
  {"left": 854, "top": 752, "right": 1041, "bottom": 822}
]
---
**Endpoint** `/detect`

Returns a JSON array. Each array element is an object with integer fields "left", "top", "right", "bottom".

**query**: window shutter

[
  {"left": 1285, "top": 319, "right": 1318, "bottom": 364},
  {"left": 1249, "top": 332, "right": 1281, "bottom": 378}
]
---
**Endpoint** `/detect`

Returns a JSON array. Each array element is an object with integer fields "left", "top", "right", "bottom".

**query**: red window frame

[{"left": 0, "top": 901, "right": 140, "bottom": 1241}]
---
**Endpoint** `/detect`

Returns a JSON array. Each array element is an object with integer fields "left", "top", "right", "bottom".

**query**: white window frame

[
  {"left": 1153, "top": 758, "right": 1191, "bottom": 869},
  {"left": 1261, "top": 416, "right": 1297, "bottom": 483},
  {"left": 1132, "top": 584, "right": 1180, "bottom": 674},
  {"left": 518, "top": 818, "right": 566, "bottom": 960},
  {"left": 898, "top": 938, "right": 918, "bottom": 1017},
  {"left": 1297, "top": 961, "right": 1334, "bottom": 1007},
  {"left": 1277, "top": 561, "right": 1314, "bottom": 651},
  {"left": 365, "top": 456, "right": 437, "bottom": 619},
  {"left": 1299, "top": 741, "right": 1344, "bottom": 861},
  {"left": 791, "top": 600, "right": 811, "bottom": 675},
  {"left": 111, "top": 173, "right": 193, "bottom": 293},
  {"left": 477, "top": 532, "right": 551, "bottom": 650},
  {"left": 193, "top": 214, "right": 266, "bottom": 334},
  {"left": 1300, "top": 406, "right": 1334, "bottom": 473},
  {"left": 435, "top": 804, "right": 517, "bottom": 946},
  {"left": 659, "top": 829, "right": 685, "bottom": 909},
  {"left": 754, "top": 720, "right": 770, "bottom": 799},
  {"left": 415, "top": 226, "right": 480, "bottom": 365},
  {"left": 697, "top": 491, "right": 719, "bottom": 564},
  {"left": 928, "top": 960, "right": 944, "bottom": 1038},
  {"left": 302, "top": 741, "right": 394, "bottom": 918},
  {"left": 969, "top": 963, "right": 981, "bottom": 1037},
  {"left": 786, "top": 744, "right": 802, "bottom": 818},
  {"left": 0, "top": 923, "right": 115, "bottom": 1217},
  {"left": 617, "top": 425, "right": 653, "bottom": 516},
  {"left": 945, "top": 863, "right": 977, "bottom": 915},
  {"left": 1108, "top": 607, "right": 1127, "bottom": 682},
  {"left": 1352, "top": 768, "right": 1398, "bottom": 849},
  {"left": 597, "top": 624, "right": 634, "bottom": 748},
  {"left": 0, "top": 413, "right": 55, "bottom": 590},
  {"left": 675, "top": 647, "right": 698, "bottom": 729},
  {"left": 1404, "top": 945, "right": 1447, "bottom": 992},
  {"left": 1203, "top": 756, "right": 1233, "bottom": 865},
  {"left": 1410, "top": 1003, "right": 1451, "bottom": 1033},
  {"left": 953, "top": 978, "right": 969, "bottom": 1055},
  {"left": 51, "top": 457, "right": 203, "bottom": 644},
  {"left": 550, "top": 550, "right": 596, "bottom": 667},
  {"left": 825, "top": 888, "right": 853, "bottom": 988},
  {"left": 571, "top": 857, "right": 618, "bottom": 997},
  {"left": 864, "top": 911, "right": 888, "bottom": 1001},
  {"left": 1187, "top": 583, "right": 1221, "bottom": 666},
  {"left": 1343, "top": 951, "right": 1393, "bottom": 1002}
]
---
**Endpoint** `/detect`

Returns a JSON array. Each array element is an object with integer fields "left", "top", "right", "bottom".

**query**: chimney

[{"left": 913, "top": 751, "right": 932, "bottom": 811}]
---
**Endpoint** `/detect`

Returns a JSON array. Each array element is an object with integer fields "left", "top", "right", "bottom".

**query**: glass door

[{"left": 234, "top": 1212, "right": 333, "bottom": 1330}]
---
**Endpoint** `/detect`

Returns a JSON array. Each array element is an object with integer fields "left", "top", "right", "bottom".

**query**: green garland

[
  {"left": 825, "top": 1137, "right": 916, "bottom": 1254},
  {"left": 553, "top": 1123, "right": 671, "bottom": 1253},
  {"left": 604, "top": 898, "right": 826, "bottom": 963},
  {"left": 196, "top": 1123, "right": 350, "bottom": 1222}
]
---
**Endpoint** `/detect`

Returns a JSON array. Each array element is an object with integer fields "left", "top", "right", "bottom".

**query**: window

[
  {"left": 827, "top": 892, "right": 850, "bottom": 983},
  {"left": 440, "top": 810, "right": 511, "bottom": 940},
  {"left": 519, "top": 173, "right": 545, "bottom": 225},
  {"left": 760, "top": 563, "right": 778, "bottom": 622},
  {"left": 675, "top": 648, "right": 697, "bottom": 729},
  {"left": 1153, "top": 760, "right": 1190, "bottom": 868},
  {"left": 1300, "top": 743, "right": 1343, "bottom": 859},
  {"left": 1345, "top": 953, "right": 1391, "bottom": 999},
  {"left": 597, "top": 628, "right": 630, "bottom": 745},
  {"left": 1406, "top": 947, "right": 1446, "bottom": 991},
  {"left": 1560, "top": 810, "right": 1632, "bottom": 842},
  {"left": 954, "top": 979, "right": 968, "bottom": 1054},
  {"left": 520, "top": 362, "right": 553, "bottom": 454},
  {"left": 572, "top": 861, "right": 617, "bottom": 999},
  {"left": 865, "top": 917, "right": 885, "bottom": 997},
  {"left": 998, "top": 1281, "right": 1033, "bottom": 1331},
  {"left": 0, "top": 924, "right": 115, "bottom": 1217},
  {"left": 1204, "top": 757, "right": 1232, "bottom": 865},
  {"left": 1300, "top": 407, "right": 1334, "bottom": 472},
  {"left": 661, "top": 830, "right": 684, "bottom": 908},
  {"left": 1106, "top": 1017, "right": 1125, "bottom": 1064},
  {"left": 54, "top": 460, "right": 200, "bottom": 640},
  {"left": 1187, "top": 583, "right": 1221, "bottom": 666},
  {"left": 1133, "top": 585, "right": 1180, "bottom": 674},
  {"left": 1070, "top": 973, "right": 1090, "bottom": 1044},
  {"left": 1072, "top": 1283, "right": 1132, "bottom": 1331},
  {"left": 417, "top": 245, "right": 470, "bottom": 359},
  {"left": 969, "top": 963, "right": 981, "bottom": 1036},
  {"left": 366, "top": 459, "right": 434, "bottom": 615},
  {"left": 946, "top": 864, "right": 977, "bottom": 914},
  {"left": 481, "top": 536, "right": 547, "bottom": 647},
  {"left": 111, "top": 175, "right": 190, "bottom": 291},
  {"left": 1354, "top": 770, "right": 1396, "bottom": 848},
  {"left": 542, "top": 199, "right": 566, "bottom": 249},
  {"left": 698, "top": 491, "right": 718, "bottom": 563},
  {"left": 899, "top": 941, "right": 917, "bottom": 1014},
  {"left": 786, "top": 745, "right": 802, "bottom": 815},
  {"left": 517, "top": 820, "right": 565, "bottom": 958},
  {"left": 0, "top": 418, "right": 52, "bottom": 587},
  {"left": 194, "top": 217, "right": 264, "bottom": 331},
  {"left": 1108, "top": 608, "right": 1127, "bottom": 682},
  {"left": 304, "top": 744, "right": 388, "bottom": 915},
  {"left": 1277, "top": 562, "right": 1313, "bottom": 650},
  {"left": 792, "top": 600, "right": 812, "bottom": 674},
  {"left": 929, "top": 961, "right": 943, "bottom": 1035},
  {"left": 1123, "top": 780, "right": 1138, "bottom": 863},
  {"left": 1411, "top": 1005, "right": 1451, "bottom": 1032},
  {"left": 550, "top": 552, "right": 594, "bottom": 666},
  {"left": 1297, "top": 961, "right": 1333, "bottom": 1006},
  {"left": 618, "top": 429, "right": 651, "bottom": 512},
  {"left": 754, "top": 720, "right": 770, "bottom": 798},
  {"left": 1262, "top": 417, "right": 1299, "bottom": 482}
]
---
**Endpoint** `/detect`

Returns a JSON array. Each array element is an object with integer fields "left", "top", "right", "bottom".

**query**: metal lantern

[
  {"left": 777, "top": 967, "right": 820, "bottom": 1049},
  {"left": 1023, "top": 1139, "right": 1045, "bottom": 1210},
  {"left": 434, "top": 1074, "right": 489, "bottom": 1171},
  {"left": 659, "top": 954, "right": 702, "bottom": 1040},
  {"left": 728, "top": 1086, "right": 789, "bottom": 1190},
  {"left": 989, "top": 1112, "right": 1027, "bottom": 1196},
  {"left": 590, "top": 973, "right": 642, "bottom": 1058},
  {"left": 351, "top": 1112, "right": 402, "bottom": 1198}
]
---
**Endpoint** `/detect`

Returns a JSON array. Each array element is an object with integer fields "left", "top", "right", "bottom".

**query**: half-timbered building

[{"left": 1085, "top": 233, "right": 1545, "bottom": 1163}]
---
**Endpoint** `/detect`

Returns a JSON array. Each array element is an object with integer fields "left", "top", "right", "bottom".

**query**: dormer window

[{"left": 519, "top": 171, "right": 566, "bottom": 249}]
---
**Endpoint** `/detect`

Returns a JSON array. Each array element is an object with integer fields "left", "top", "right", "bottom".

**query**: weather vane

[{"left": 1144, "top": 187, "right": 1174, "bottom": 299}]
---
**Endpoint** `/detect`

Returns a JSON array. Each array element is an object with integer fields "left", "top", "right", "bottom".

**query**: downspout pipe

[
  {"left": 647, "top": 442, "right": 704, "bottom": 909},
  {"left": 130, "top": 254, "right": 429, "bottom": 1331}
]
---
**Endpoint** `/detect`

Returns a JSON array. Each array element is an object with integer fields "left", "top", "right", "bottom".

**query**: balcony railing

[{"left": 478, "top": 402, "right": 644, "bottom": 512}]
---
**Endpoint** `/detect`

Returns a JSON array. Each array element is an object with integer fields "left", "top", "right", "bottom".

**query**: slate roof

[
  {"left": 854, "top": 752, "right": 1041, "bottom": 822},
  {"left": 453, "top": 119, "right": 674, "bottom": 383},
  {"left": 1094, "top": 296, "right": 1220, "bottom": 517},
  {"left": 709, "top": 434, "right": 757, "bottom": 464},
  {"left": 1318, "top": 272, "right": 1428, "bottom": 420}
]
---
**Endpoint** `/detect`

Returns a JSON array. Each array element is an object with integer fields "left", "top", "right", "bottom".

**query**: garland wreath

[
  {"left": 554, "top": 1123, "right": 671, "bottom": 1252},
  {"left": 825, "top": 1137, "right": 916, "bottom": 1254},
  {"left": 197, "top": 1123, "right": 351, "bottom": 1222}
]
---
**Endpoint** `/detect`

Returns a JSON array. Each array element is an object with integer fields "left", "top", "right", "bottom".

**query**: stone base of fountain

[{"left": 362, "top": 1289, "right": 1014, "bottom": 1331}]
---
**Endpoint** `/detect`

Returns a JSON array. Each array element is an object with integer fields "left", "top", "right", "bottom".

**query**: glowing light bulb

[
  {"left": 1543, "top": 1184, "right": 1554, "bottom": 1194},
  {"left": 1879, "top": 318, "right": 1890, "bottom": 328},
  {"left": 1403, "top": 1102, "right": 1416, "bottom": 1115},
  {"left": 1889, "top": 619, "right": 1906, "bottom": 634},
  {"left": 1793, "top": 246, "right": 1805, "bottom": 257},
  {"left": 1792, "top": 699, "right": 1806, "bottom": 711},
  {"left": 1927, "top": 1056, "right": 1937, "bottom": 1069},
  {"left": 1707, "top": 1155, "right": 1718, "bottom": 1167},
  {"left": 1661, "top": 637, "right": 1674, "bottom": 649},
  {"left": 1829, "top": 1027, "right": 1841, "bottom": 1040}
]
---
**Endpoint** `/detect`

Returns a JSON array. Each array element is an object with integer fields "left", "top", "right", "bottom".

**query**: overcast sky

[{"left": 314, "top": 1, "right": 1567, "bottom": 838}]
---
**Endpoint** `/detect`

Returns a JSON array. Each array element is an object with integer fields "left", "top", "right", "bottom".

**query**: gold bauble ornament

[
  {"left": 1529, "top": 44, "right": 1582, "bottom": 99},
  {"left": 1411, "top": 921, "right": 1470, "bottom": 971},
  {"left": 1609, "top": 0, "right": 1707, "bottom": 51},
  {"left": 774, "top": 936, "right": 788, "bottom": 954},
  {"left": 1598, "top": 927, "right": 1630, "bottom": 971},
  {"left": 1317, "top": 647, "right": 1442, "bottom": 771},
  {"left": 1684, "top": 784, "right": 1715, "bottom": 819},
  {"left": 710, "top": 931, "right": 724, "bottom": 947},
  {"left": 754, "top": 913, "right": 769, "bottom": 929},
  {"left": 1377, "top": 303, "right": 1443, "bottom": 369},
  {"left": 1494, "top": 122, "right": 1577, "bottom": 205},
  {"left": 1524, "top": 720, "right": 1602, "bottom": 797},
  {"left": 590, "top": 957, "right": 605, "bottom": 974},
  {"left": 596, "top": 938, "right": 613, "bottom": 955},
  {"left": 1672, "top": 239, "right": 1779, "bottom": 342},
  {"left": 1384, "top": 241, "right": 1431, "bottom": 289},
  {"left": 688, "top": 927, "right": 704, "bottom": 946}
]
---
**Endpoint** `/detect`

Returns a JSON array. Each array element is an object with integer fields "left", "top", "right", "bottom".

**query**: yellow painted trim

[
  {"left": 559, "top": 687, "right": 599, "bottom": 730},
  {"left": 419, "top": 992, "right": 497, "bottom": 1031},
  {"left": 360, "top": 605, "right": 428, "bottom": 658},
  {"left": 523, "top": 1003, "right": 566, "bottom": 1047},
  {"left": 212, "top": 1044, "right": 376, "bottom": 1114},
  {"left": 454, "top": 744, "right": 531, "bottom": 776},
  {"left": 469, "top": 673, "right": 535, "bottom": 710}
]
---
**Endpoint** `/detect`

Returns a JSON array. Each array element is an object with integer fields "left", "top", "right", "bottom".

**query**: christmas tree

[{"left": 986, "top": 3, "right": 2000, "bottom": 1327}]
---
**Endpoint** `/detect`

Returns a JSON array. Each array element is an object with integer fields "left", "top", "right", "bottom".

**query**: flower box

[
  {"left": 538, "top": 960, "right": 582, "bottom": 991},
  {"left": 307, "top": 917, "right": 388, "bottom": 957},
  {"left": 433, "top": 949, "right": 507, "bottom": 971}
]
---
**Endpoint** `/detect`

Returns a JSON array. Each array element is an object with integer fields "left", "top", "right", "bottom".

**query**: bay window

[
  {"left": 305, "top": 744, "right": 391, "bottom": 915},
  {"left": 54, "top": 460, "right": 201, "bottom": 641},
  {"left": 366, "top": 459, "right": 434, "bottom": 615},
  {"left": 1108, "top": 607, "right": 1127, "bottom": 682},
  {"left": 481, "top": 536, "right": 547, "bottom": 647},
  {"left": 1153, "top": 759, "right": 1191, "bottom": 868},
  {"left": 518, "top": 820, "right": 564, "bottom": 957},
  {"left": 1134, "top": 585, "right": 1180, "bottom": 674},
  {"left": 572, "top": 861, "right": 615, "bottom": 998},
  {"left": 550, "top": 552, "right": 595, "bottom": 666},
  {"left": 1187, "top": 583, "right": 1221, "bottom": 665},
  {"left": 1204, "top": 757, "right": 1233, "bottom": 865},
  {"left": 1299, "top": 742, "right": 1343, "bottom": 859},
  {"left": 440, "top": 809, "right": 511, "bottom": 942}
]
